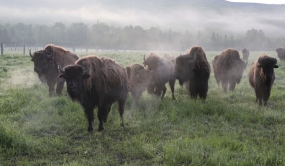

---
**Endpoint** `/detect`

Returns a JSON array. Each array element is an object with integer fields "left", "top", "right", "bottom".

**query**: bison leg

[
  {"left": 263, "top": 91, "right": 270, "bottom": 106},
  {"left": 56, "top": 78, "right": 65, "bottom": 96},
  {"left": 83, "top": 106, "right": 94, "bottom": 132},
  {"left": 221, "top": 80, "right": 228, "bottom": 92},
  {"left": 47, "top": 81, "right": 56, "bottom": 97},
  {"left": 169, "top": 79, "right": 176, "bottom": 100},
  {"left": 229, "top": 81, "right": 236, "bottom": 91},
  {"left": 254, "top": 88, "right": 263, "bottom": 105},
  {"left": 103, "top": 104, "right": 111, "bottom": 123},
  {"left": 97, "top": 103, "right": 109, "bottom": 132},
  {"left": 118, "top": 99, "right": 126, "bottom": 127},
  {"left": 161, "top": 86, "right": 167, "bottom": 100}
]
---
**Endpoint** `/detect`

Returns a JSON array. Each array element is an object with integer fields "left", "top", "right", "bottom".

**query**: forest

[{"left": 1, "top": 22, "right": 284, "bottom": 52}]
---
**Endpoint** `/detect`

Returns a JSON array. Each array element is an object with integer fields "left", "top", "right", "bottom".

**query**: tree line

[{"left": 0, "top": 21, "right": 284, "bottom": 51}]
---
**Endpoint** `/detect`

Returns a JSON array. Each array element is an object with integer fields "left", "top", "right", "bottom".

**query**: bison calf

[
  {"left": 59, "top": 55, "right": 129, "bottom": 132},
  {"left": 248, "top": 54, "right": 278, "bottom": 106}
]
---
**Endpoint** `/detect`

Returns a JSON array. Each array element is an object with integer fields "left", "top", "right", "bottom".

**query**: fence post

[
  {"left": 1, "top": 43, "right": 3, "bottom": 55},
  {"left": 23, "top": 44, "right": 26, "bottom": 54}
]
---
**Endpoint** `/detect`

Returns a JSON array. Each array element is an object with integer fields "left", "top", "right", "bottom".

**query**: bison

[
  {"left": 59, "top": 55, "right": 129, "bottom": 132},
  {"left": 126, "top": 63, "right": 150, "bottom": 105},
  {"left": 174, "top": 46, "right": 210, "bottom": 99},
  {"left": 143, "top": 53, "right": 176, "bottom": 100},
  {"left": 248, "top": 54, "right": 278, "bottom": 106},
  {"left": 212, "top": 48, "right": 247, "bottom": 92},
  {"left": 242, "top": 48, "right": 249, "bottom": 63},
  {"left": 276, "top": 47, "right": 285, "bottom": 61},
  {"left": 30, "top": 44, "right": 79, "bottom": 96}
]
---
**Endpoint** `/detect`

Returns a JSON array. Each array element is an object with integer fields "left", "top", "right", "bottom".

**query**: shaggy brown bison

[
  {"left": 212, "top": 48, "right": 247, "bottom": 92},
  {"left": 30, "top": 44, "right": 79, "bottom": 96},
  {"left": 174, "top": 46, "right": 210, "bottom": 99},
  {"left": 248, "top": 54, "right": 278, "bottom": 106},
  {"left": 59, "top": 55, "right": 129, "bottom": 132},
  {"left": 143, "top": 53, "right": 176, "bottom": 100},
  {"left": 126, "top": 63, "right": 150, "bottom": 105},
  {"left": 276, "top": 47, "right": 285, "bottom": 60},
  {"left": 242, "top": 48, "right": 249, "bottom": 62}
]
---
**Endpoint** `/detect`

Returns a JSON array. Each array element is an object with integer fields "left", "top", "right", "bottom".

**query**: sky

[
  {"left": 227, "top": 0, "right": 285, "bottom": 4},
  {"left": 1, "top": 0, "right": 285, "bottom": 37}
]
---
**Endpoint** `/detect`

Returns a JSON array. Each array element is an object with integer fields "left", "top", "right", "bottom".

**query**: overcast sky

[
  {"left": 1, "top": 0, "right": 285, "bottom": 37},
  {"left": 227, "top": 0, "right": 285, "bottom": 4}
]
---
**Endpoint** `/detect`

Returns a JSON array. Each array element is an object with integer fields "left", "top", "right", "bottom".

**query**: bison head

[
  {"left": 174, "top": 53, "right": 196, "bottom": 86},
  {"left": 30, "top": 48, "right": 55, "bottom": 76},
  {"left": 59, "top": 65, "right": 90, "bottom": 101},
  {"left": 143, "top": 53, "right": 163, "bottom": 71},
  {"left": 257, "top": 56, "right": 278, "bottom": 80}
]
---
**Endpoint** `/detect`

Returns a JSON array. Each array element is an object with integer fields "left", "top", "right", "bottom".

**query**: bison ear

[
  {"left": 274, "top": 65, "right": 279, "bottom": 68},
  {"left": 58, "top": 74, "right": 65, "bottom": 79}
]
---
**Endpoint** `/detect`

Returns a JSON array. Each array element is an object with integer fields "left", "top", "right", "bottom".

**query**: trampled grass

[{"left": 1, "top": 50, "right": 285, "bottom": 165}]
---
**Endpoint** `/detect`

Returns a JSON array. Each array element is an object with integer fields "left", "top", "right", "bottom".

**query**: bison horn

[
  {"left": 189, "top": 53, "right": 196, "bottom": 64},
  {"left": 29, "top": 49, "right": 33, "bottom": 58},
  {"left": 143, "top": 54, "right": 146, "bottom": 62},
  {"left": 58, "top": 65, "right": 65, "bottom": 74}
]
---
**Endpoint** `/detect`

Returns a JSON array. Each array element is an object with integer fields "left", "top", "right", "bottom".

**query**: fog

[{"left": 1, "top": 0, "right": 285, "bottom": 37}]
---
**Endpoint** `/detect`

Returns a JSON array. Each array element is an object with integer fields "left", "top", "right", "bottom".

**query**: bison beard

[
  {"left": 212, "top": 48, "right": 247, "bottom": 92},
  {"left": 248, "top": 54, "right": 278, "bottom": 106},
  {"left": 174, "top": 46, "right": 210, "bottom": 99},
  {"left": 59, "top": 55, "right": 128, "bottom": 132},
  {"left": 30, "top": 44, "right": 79, "bottom": 96}
]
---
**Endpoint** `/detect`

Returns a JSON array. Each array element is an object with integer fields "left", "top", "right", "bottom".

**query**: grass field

[{"left": 1, "top": 50, "right": 285, "bottom": 165}]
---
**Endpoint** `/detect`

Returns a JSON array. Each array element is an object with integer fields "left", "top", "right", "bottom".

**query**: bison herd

[{"left": 29, "top": 44, "right": 283, "bottom": 132}]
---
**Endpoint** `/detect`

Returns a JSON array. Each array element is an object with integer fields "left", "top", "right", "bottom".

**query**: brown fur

[
  {"left": 248, "top": 54, "right": 278, "bottom": 106},
  {"left": 126, "top": 63, "right": 150, "bottom": 105},
  {"left": 212, "top": 48, "right": 246, "bottom": 92},
  {"left": 30, "top": 44, "right": 79, "bottom": 96},
  {"left": 144, "top": 53, "right": 176, "bottom": 100},
  {"left": 174, "top": 46, "right": 210, "bottom": 99},
  {"left": 60, "top": 55, "right": 128, "bottom": 132}
]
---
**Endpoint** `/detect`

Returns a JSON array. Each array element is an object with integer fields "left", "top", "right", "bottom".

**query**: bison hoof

[
  {"left": 88, "top": 128, "right": 93, "bottom": 132},
  {"left": 98, "top": 126, "right": 104, "bottom": 132}
]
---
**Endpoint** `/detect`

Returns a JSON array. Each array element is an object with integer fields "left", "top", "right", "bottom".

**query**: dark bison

[
  {"left": 276, "top": 47, "right": 285, "bottom": 60},
  {"left": 248, "top": 54, "right": 278, "bottom": 106},
  {"left": 143, "top": 53, "right": 176, "bottom": 100},
  {"left": 30, "top": 44, "right": 79, "bottom": 96},
  {"left": 174, "top": 46, "right": 210, "bottom": 99},
  {"left": 212, "top": 48, "right": 247, "bottom": 92},
  {"left": 59, "top": 55, "right": 129, "bottom": 132},
  {"left": 126, "top": 63, "right": 150, "bottom": 105},
  {"left": 242, "top": 48, "right": 249, "bottom": 62}
]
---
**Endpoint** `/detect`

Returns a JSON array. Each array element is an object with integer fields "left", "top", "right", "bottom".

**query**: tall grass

[{"left": 0, "top": 51, "right": 285, "bottom": 165}]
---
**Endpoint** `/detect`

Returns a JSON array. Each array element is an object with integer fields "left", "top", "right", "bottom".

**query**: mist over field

[{"left": 1, "top": 0, "right": 285, "bottom": 37}]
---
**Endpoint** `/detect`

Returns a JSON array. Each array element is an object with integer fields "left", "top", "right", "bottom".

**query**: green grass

[{"left": 1, "top": 51, "right": 285, "bottom": 165}]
